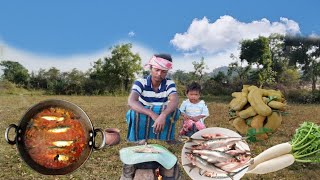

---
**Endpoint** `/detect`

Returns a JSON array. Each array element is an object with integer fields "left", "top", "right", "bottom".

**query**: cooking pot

[
  {"left": 5, "top": 99, "right": 106, "bottom": 175},
  {"left": 105, "top": 128, "right": 121, "bottom": 146}
]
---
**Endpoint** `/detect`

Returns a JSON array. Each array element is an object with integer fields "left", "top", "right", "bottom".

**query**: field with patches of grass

[{"left": 0, "top": 95, "right": 319, "bottom": 180}]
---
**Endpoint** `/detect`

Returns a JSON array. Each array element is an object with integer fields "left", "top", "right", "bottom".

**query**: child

[{"left": 179, "top": 82, "right": 209, "bottom": 136}]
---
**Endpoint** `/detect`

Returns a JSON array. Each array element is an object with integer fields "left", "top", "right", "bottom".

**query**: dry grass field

[{"left": 0, "top": 94, "right": 319, "bottom": 180}]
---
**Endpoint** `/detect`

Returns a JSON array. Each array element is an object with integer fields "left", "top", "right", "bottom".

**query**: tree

[
  {"left": 239, "top": 36, "right": 276, "bottom": 87},
  {"left": 228, "top": 54, "right": 251, "bottom": 87},
  {"left": 63, "top": 68, "right": 86, "bottom": 95},
  {"left": 43, "top": 67, "right": 62, "bottom": 94},
  {"left": 285, "top": 36, "right": 320, "bottom": 91},
  {"left": 269, "top": 34, "right": 289, "bottom": 82},
  {"left": 240, "top": 36, "right": 272, "bottom": 67},
  {"left": 202, "top": 72, "right": 232, "bottom": 96},
  {"left": 191, "top": 57, "right": 208, "bottom": 84},
  {"left": 90, "top": 43, "right": 142, "bottom": 93},
  {"left": 258, "top": 67, "right": 277, "bottom": 87},
  {"left": 0, "top": 60, "right": 29, "bottom": 87},
  {"left": 87, "top": 59, "right": 107, "bottom": 94},
  {"left": 29, "top": 69, "right": 48, "bottom": 89},
  {"left": 279, "top": 68, "right": 300, "bottom": 88},
  {"left": 213, "top": 71, "right": 228, "bottom": 84},
  {"left": 172, "top": 70, "right": 192, "bottom": 85},
  {"left": 306, "top": 46, "right": 320, "bottom": 91}
]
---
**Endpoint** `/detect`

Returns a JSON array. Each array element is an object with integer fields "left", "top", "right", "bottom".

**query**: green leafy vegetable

[
  {"left": 246, "top": 127, "right": 273, "bottom": 142},
  {"left": 228, "top": 109, "right": 237, "bottom": 120},
  {"left": 246, "top": 117, "right": 253, "bottom": 126},
  {"left": 291, "top": 122, "right": 320, "bottom": 163}
]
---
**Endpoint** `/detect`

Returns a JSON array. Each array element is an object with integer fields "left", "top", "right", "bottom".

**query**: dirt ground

[{"left": 0, "top": 95, "right": 319, "bottom": 180}]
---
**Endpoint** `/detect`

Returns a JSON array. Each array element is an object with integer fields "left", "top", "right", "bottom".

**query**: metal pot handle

[
  {"left": 93, "top": 128, "right": 106, "bottom": 150},
  {"left": 5, "top": 124, "right": 18, "bottom": 145}
]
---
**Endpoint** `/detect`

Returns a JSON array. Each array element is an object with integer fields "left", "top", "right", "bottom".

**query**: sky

[{"left": 0, "top": 0, "right": 319, "bottom": 74}]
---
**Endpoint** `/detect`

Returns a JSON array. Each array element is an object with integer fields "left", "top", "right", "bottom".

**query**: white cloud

[
  {"left": 0, "top": 40, "right": 155, "bottom": 75},
  {"left": 172, "top": 50, "right": 238, "bottom": 73},
  {"left": 0, "top": 39, "right": 214, "bottom": 75},
  {"left": 128, "top": 31, "right": 135, "bottom": 37},
  {"left": 0, "top": 16, "right": 305, "bottom": 75},
  {"left": 0, "top": 42, "right": 106, "bottom": 73},
  {"left": 309, "top": 33, "right": 320, "bottom": 38},
  {"left": 170, "top": 16, "right": 301, "bottom": 54},
  {"left": 167, "top": 15, "right": 302, "bottom": 72}
]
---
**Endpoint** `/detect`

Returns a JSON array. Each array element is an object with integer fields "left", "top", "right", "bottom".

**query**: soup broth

[{"left": 25, "top": 107, "right": 86, "bottom": 169}]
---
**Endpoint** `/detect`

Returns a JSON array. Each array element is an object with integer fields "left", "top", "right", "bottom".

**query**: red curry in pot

[{"left": 25, "top": 107, "right": 86, "bottom": 169}]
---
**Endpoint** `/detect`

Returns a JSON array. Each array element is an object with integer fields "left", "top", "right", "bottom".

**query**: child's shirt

[{"left": 179, "top": 99, "right": 209, "bottom": 123}]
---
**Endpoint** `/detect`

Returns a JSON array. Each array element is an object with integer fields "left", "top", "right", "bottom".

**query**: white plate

[{"left": 181, "top": 127, "right": 250, "bottom": 180}]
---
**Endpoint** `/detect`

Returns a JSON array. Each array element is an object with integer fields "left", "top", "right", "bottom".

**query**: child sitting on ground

[{"left": 179, "top": 82, "right": 209, "bottom": 137}]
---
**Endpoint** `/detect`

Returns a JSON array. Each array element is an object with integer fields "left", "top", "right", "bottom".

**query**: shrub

[
  {"left": 287, "top": 89, "right": 320, "bottom": 104},
  {"left": 0, "top": 80, "right": 33, "bottom": 95},
  {"left": 202, "top": 79, "right": 234, "bottom": 96}
]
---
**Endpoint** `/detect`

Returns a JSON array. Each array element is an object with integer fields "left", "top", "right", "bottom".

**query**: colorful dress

[{"left": 179, "top": 99, "right": 209, "bottom": 136}]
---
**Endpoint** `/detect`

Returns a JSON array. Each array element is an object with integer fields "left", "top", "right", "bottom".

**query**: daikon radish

[
  {"left": 248, "top": 142, "right": 292, "bottom": 171},
  {"left": 247, "top": 121, "right": 320, "bottom": 174},
  {"left": 246, "top": 154, "right": 295, "bottom": 174}
]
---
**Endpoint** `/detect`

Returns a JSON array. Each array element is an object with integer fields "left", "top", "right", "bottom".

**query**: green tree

[
  {"left": 228, "top": 54, "right": 251, "bottom": 87},
  {"left": 269, "top": 34, "right": 289, "bottom": 82},
  {"left": 285, "top": 36, "right": 320, "bottom": 91},
  {"left": 0, "top": 60, "right": 29, "bottom": 87},
  {"left": 258, "top": 67, "right": 277, "bottom": 87},
  {"left": 172, "top": 70, "right": 192, "bottom": 85},
  {"left": 63, "top": 68, "right": 86, "bottom": 95},
  {"left": 191, "top": 57, "right": 208, "bottom": 84},
  {"left": 306, "top": 47, "right": 320, "bottom": 91},
  {"left": 240, "top": 36, "right": 272, "bottom": 67},
  {"left": 239, "top": 36, "right": 275, "bottom": 87},
  {"left": 42, "top": 67, "right": 62, "bottom": 94},
  {"left": 90, "top": 43, "right": 142, "bottom": 93},
  {"left": 213, "top": 71, "right": 228, "bottom": 84},
  {"left": 29, "top": 69, "right": 48, "bottom": 89},
  {"left": 279, "top": 68, "right": 300, "bottom": 88},
  {"left": 87, "top": 59, "right": 107, "bottom": 94}
]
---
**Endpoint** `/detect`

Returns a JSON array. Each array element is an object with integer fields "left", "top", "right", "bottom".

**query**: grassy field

[{"left": 0, "top": 94, "right": 319, "bottom": 180}]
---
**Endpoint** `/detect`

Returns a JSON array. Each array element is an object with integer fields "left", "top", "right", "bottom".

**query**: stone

[
  {"left": 159, "top": 163, "right": 181, "bottom": 180},
  {"left": 133, "top": 169, "right": 156, "bottom": 180}
]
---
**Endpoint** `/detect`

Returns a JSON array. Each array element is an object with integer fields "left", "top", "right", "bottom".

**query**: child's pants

[{"left": 179, "top": 119, "right": 206, "bottom": 136}]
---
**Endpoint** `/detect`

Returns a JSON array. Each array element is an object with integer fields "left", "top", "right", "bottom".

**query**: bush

[
  {"left": 0, "top": 80, "right": 16, "bottom": 91},
  {"left": 0, "top": 80, "right": 34, "bottom": 95},
  {"left": 202, "top": 79, "right": 234, "bottom": 96},
  {"left": 287, "top": 89, "right": 320, "bottom": 104},
  {"left": 175, "top": 81, "right": 186, "bottom": 97}
]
